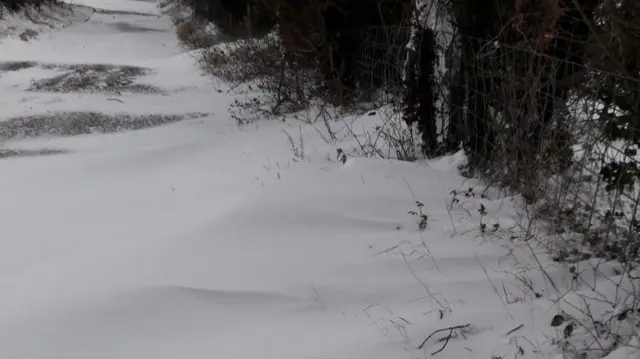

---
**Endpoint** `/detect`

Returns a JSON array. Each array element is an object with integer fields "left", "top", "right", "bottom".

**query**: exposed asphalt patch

[
  {"left": 0, "top": 61, "right": 59, "bottom": 74},
  {"left": 0, "top": 112, "right": 208, "bottom": 140},
  {"left": 110, "top": 22, "right": 165, "bottom": 33},
  {"left": 93, "top": 8, "right": 160, "bottom": 17},
  {"left": 0, "top": 148, "right": 70, "bottom": 159},
  {"left": 0, "top": 61, "right": 38, "bottom": 72},
  {"left": 27, "top": 64, "right": 162, "bottom": 94},
  {"left": 1, "top": 62, "right": 162, "bottom": 94}
]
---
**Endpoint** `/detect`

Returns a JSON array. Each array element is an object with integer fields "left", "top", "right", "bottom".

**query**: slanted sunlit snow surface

[{"left": 0, "top": 1, "right": 636, "bottom": 358}]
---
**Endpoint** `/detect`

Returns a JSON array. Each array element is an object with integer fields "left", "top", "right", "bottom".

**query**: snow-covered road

[{"left": 0, "top": 1, "right": 576, "bottom": 358}]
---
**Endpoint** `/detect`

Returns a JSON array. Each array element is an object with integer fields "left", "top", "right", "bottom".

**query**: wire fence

[
  {"left": 175, "top": 2, "right": 640, "bottom": 354},
  {"left": 355, "top": 22, "right": 640, "bottom": 258},
  {"left": 353, "top": 20, "right": 640, "bottom": 357},
  {"left": 355, "top": 25, "right": 410, "bottom": 92}
]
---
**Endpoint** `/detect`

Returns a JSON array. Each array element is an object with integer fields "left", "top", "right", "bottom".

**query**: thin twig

[
  {"left": 418, "top": 323, "right": 470, "bottom": 350},
  {"left": 506, "top": 324, "right": 524, "bottom": 336},
  {"left": 431, "top": 328, "right": 455, "bottom": 355},
  {"left": 401, "top": 252, "right": 449, "bottom": 311},
  {"left": 476, "top": 254, "right": 514, "bottom": 319}
]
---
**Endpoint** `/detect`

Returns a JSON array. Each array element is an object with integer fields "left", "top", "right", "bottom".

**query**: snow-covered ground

[{"left": 0, "top": 1, "right": 637, "bottom": 358}]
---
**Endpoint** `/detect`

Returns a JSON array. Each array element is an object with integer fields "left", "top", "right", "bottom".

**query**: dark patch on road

[
  {"left": 0, "top": 61, "right": 38, "bottom": 72},
  {"left": 27, "top": 64, "right": 162, "bottom": 94},
  {"left": 0, "top": 112, "right": 207, "bottom": 140},
  {"left": 110, "top": 21, "right": 165, "bottom": 33},
  {"left": 0, "top": 148, "right": 70, "bottom": 159},
  {"left": 93, "top": 8, "right": 160, "bottom": 17}
]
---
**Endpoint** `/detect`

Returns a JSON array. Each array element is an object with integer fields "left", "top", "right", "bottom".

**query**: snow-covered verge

[{"left": 0, "top": 0, "right": 637, "bottom": 358}]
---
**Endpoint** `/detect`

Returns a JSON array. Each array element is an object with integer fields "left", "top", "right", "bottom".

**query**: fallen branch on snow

[{"left": 418, "top": 323, "right": 471, "bottom": 355}]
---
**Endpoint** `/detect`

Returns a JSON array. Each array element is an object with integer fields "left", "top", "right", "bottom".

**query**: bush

[
  {"left": 175, "top": 18, "right": 231, "bottom": 50},
  {"left": 0, "top": 0, "right": 57, "bottom": 13},
  {"left": 179, "top": 0, "right": 275, "bottom": 38},
  {"left": 202, "top": 31, "right": 324, "bottom": 116}
]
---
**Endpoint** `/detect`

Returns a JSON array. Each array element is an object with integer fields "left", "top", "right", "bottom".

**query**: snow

[
  {"left": 0, "top": 1, "right": 625, "bottom": 358},
  {"left": 603, "top": 337, "right": 640, "bottom": 359}
]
